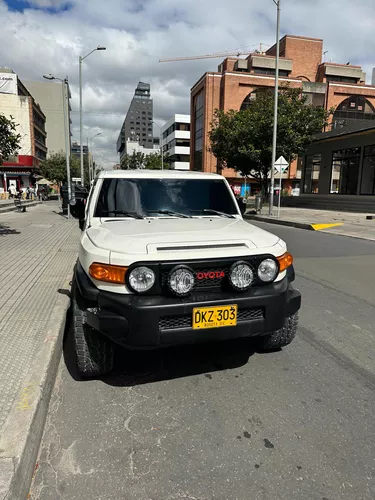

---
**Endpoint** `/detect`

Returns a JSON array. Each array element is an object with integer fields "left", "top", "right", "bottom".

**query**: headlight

[
  {"left": 257, "top": 258, "right": 278, "bottom": 282},
  {"left": 128, "top": 266, "right": 155, "bottom": 292},
  {"left": 229, "top": 261, "right": 254, "bottom": 291},
  {"left": 168, "top": 265, "right": 195, "bottom": 296}
]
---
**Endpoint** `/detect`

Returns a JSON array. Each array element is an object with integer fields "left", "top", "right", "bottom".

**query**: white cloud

[{"left": 0, "top": 0, "right": 374, "bottom": 168}]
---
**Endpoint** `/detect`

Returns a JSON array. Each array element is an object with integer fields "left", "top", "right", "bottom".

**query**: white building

[
  {"left": 126, "top": 140, "right": 160, "bottom": 157},
  {"left": 24, "top": 79, "right": 72, "bottom": 157},
  {"left": 161, "top": 114, "right": 190, "bottom": 170}
]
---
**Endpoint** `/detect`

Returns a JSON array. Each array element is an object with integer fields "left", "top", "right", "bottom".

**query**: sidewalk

[
  {"left": 245, "top": 207, "right": 375, "bottom": 241},
  {"left": 0, "top": 203, "right": 79, "bottom": 500}
]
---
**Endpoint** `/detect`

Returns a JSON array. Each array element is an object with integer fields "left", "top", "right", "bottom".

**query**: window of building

[
  {"left": 331, "top": 147, "right": 361, "bottom": 194},
  {"left": 240, "top": 88, "right": 272, "bottom": 111},
  {"left": 193, "top": 92, "right": 204, "bottom": 171},
  {"left": 332, "top": 96, "right": 375, "bottom": 129},
  {"left": 326, "top": 75, "right": 359, "bottom": 84},
  {"left": 360, "top": 145, "right": 375, "bottom": 195},
  {"left": 253, "top": 67, "right": 289, "bottom": 77},
  {"left": 176, "top": 123, "right": 190, "bottom": 131},
  {"left": 303, "top": 154, "right": 321, "bottom": 194},
  {"left": 176, "top": 139, "right": 190, "bottom": 148}
]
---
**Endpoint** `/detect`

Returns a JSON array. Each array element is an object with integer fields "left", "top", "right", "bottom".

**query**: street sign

[
  {"left": 274, "top": 156, "right": 289, "bottom": 173},
  {"left": 274, "top": 156, "right": 289, "bottom": 218}
]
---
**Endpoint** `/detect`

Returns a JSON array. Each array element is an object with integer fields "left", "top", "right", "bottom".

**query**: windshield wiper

[
  {"left": 101, "top": 210, "right": 144, "bottom": 219},
  {"left": 190, "top": 209, "right": 236, "bottom": 219},
  {"left": 147, "top": 210, "right": 192, "bottom": 218}
]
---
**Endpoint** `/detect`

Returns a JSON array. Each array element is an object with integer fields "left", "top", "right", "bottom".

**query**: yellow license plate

[{"left": 192, "top": 305, "right": 238, "bottom": 330}]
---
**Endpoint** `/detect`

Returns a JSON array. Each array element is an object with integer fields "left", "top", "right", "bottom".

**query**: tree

[
  {"left": 0, "top": 114, "right": 21, "bottom": 165},
  {"left": 120, "top": 151, "right": 145, "bottom": 170},
  {"left": 209, "top": 85, "right": 332, "bottom": 195},
  {"left": 39, "top": 151, "right": 81, "bottom": 186},
  {"left": 121, "top": 150, "right": 171, "bottom": 170},
  {"left": 144, "top": 151, "right": 164, "bottom": 170}
]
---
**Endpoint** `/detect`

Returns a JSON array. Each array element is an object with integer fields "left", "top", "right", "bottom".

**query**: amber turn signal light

[
  {"left": 89, "top": 263, "right": 128, "bottom": 284},
  {"left": 277, "top": 252, "right": 293, "bottom": 272}
]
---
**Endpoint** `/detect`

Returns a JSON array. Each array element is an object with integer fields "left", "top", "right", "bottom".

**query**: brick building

[
  {"left": 190, "top": 35, "right": 375, "bottom": 194},
  {"left": 0, "top": 68, "right": 47, "bottom": 194}
]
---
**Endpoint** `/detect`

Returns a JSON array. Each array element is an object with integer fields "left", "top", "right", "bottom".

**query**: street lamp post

[
  {"left": 43, "top": 73, "right": 71, "bottom": 219},
  {"left": 89, "top": 132, "right": 102, "bottom": 183},
  {"left": 79, "top": 45, "right": 106, "bottom": 187},
  {"left": 269, "top": 0, "right": 281, "bottom": 216},
  {"left": 152, "top": 122, "right": 164, "bottom": 170}
]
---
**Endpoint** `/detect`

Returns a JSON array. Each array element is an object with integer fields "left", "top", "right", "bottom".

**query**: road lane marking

[{"left": 311, "top": 223, "right": 344, "bottom": 231}]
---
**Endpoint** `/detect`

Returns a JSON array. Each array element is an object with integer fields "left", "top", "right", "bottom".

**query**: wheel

[
  {"left": 258, "top": 313, "right": 299, "bottom": 351},
  {"left": 72, "top": 281, "right": 114, "bottom": 378}
]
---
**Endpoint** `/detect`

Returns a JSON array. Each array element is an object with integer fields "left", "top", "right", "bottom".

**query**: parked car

[{"left": 70, "top": 170, "right": 301, "bottom": 378}]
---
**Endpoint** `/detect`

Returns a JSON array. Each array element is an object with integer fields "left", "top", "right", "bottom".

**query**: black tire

[
  {"left": 72, "top": 282, "right": 114, "bottom": 378},
  {"left": 258, "top": 313, "right": 299, "bottom": 351}
]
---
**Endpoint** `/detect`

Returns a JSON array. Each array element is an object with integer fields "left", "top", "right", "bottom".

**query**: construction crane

[{"left": 159, "top": 43, "right": 269, "bottom": 63}]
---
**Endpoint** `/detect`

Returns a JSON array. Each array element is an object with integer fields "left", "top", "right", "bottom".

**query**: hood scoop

[{"left": 156, "top": 243, "right": 248, "bottom": 252}]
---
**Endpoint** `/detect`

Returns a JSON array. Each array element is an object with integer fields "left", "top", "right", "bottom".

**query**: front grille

[
  {"left": 159, "top": 256, "right": 272, "bottom": 296},
  {"left": 159, "top": 307, "right": 264, "bottom": 331},
  {"left": 162, "top": 265, "right": 232, "bottom": 293}
]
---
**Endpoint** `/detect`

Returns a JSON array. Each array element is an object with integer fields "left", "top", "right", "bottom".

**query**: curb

[
  {"left": 244, "top": 214, "right": 315, "bottom": 231},
  {"left": 0, "top": 276, "right": 72, "bottom": 500},
  {"left": 0, "top": 202, "right": 42, "bottom": 215}
]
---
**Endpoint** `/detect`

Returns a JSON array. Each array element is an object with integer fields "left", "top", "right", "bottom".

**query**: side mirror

[
  {"left": 70, "top": 198, "right": 85, "bottom": 220},
  {"left": 238, "top": 198, "right": 247, "bottom": 215}
]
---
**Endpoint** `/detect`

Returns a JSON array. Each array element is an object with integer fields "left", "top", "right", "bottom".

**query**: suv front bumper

[{"left": 75, "top": 261, "right": 301, "bottom": 349}]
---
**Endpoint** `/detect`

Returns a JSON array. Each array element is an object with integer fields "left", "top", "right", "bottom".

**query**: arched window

[
  {"left": 240, "top": 88, "right": 271, "bottom": 111},
  {"left": 332, "top": 96, "right": 375, "bottom": 129}
]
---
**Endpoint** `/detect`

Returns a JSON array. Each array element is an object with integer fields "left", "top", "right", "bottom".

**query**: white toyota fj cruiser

[{"left": 71, "top": 170, "right": 301, "bottom": 378}]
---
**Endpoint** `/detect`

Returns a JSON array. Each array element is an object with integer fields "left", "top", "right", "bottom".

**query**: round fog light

[
  {"left": 168, "top": 266, "right": 195, "bottom": 296},
  {"left": 229, "top": 261, "right": 254, "bottom": 291},
  {"left": 257, "top": 258, "right": 278, "bottom": 282},
  {"left": 128, "top": 266, "right": 155, "bottom": 292}
]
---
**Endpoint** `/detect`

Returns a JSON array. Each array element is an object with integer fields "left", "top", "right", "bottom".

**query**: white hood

[{"left": 86, "top": 218, "right": 281, "bottom": 257}]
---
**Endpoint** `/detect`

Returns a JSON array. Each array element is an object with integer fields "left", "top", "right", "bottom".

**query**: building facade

[
  {"left": 190, "top": 35, "right": 375, "bottom": 192},
  {"left": 0, "top": 68, "right": 47, "bottom": 193},
  {"left": 125, "top": 140, "right": 160, "bottom": 156},
  {"left": 117, "top": 82, "right": 154, "bottom": 163},
  {"left": 161, "top": 114, "right": 190, "bottom": 170},
  {"left": 24, "top": 79, "right": 72, "bottom": 157}
]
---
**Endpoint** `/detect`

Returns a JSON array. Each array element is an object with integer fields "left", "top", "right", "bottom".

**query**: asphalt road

[{"left": 30, "top": 223, "right": 375, "bottom": 500}]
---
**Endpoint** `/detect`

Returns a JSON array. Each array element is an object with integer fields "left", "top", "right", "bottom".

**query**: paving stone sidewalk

[
  {"left": 245, "top": 207, "right": 375, "bottom": 241},
  {"left": 0, "top": 203, "right": 79, "bottom": 436}
]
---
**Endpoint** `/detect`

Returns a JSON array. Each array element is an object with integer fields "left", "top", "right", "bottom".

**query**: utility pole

[
  {"left": 269, "top": 0, "right": 281, "bottom": 216},
  {"left": 79, "top": 55, "right": 83, "bottom": 187},
  {"left": 62, "top": 77, "right": 71, "bottom": 219}
]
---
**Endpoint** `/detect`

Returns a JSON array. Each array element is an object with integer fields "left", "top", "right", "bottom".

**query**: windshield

[{"left": 94, "top": 178, "right": 239, "bottom": 218}]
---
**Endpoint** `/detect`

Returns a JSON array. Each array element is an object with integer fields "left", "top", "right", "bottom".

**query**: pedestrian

[{"left": 8, "top": 184, "right": 16, "bottom": 199}]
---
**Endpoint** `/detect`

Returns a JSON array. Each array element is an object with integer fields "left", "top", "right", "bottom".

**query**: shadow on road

[
  {"left": 63, "top": 310, "right": 257, "bottom": 387},
  {"left": 0, "top": 223, "right": 20, "bottom": 236}
]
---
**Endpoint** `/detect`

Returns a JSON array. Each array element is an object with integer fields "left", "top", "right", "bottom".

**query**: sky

[{"left": 1, "top": 0, "right": 374, "bottom": 169}]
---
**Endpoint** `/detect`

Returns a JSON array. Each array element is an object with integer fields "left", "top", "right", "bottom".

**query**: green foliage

[
  {"left": 0, "top": 114, "right": 21, "bottom": 165},
  {"left": 144, "top": 152, "right": 164, "bottom": 169},
  {"left": 209, "top": 85, "right": 332, "bottom": 193},
  {"left": 39, "top": 151, "right": 81, "bottom": 185},
  {"left": 121, "top": 150, "right": 170, "bottom": 170},
  {"left": 120, "top": 151, "right": 146, "bottom": 170}
]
